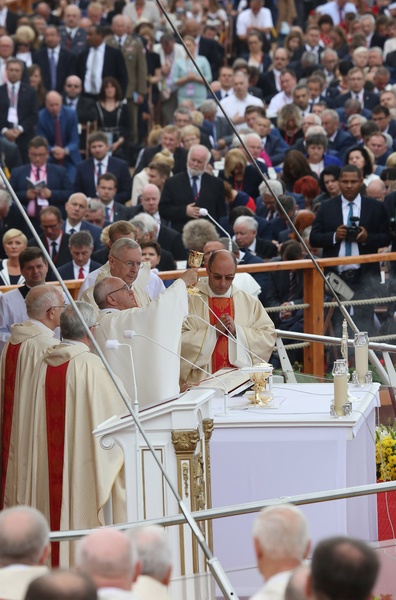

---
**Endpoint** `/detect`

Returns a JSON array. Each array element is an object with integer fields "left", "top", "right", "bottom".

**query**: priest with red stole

[
  {"left": 28, "top": 302, "right": 127, "bottom": 568},
  {"left": 180, "top": 250, "right": 276, "bottom": 386},
  {"left": 0, "top": 285, "right": 63, "bottom": 510}
]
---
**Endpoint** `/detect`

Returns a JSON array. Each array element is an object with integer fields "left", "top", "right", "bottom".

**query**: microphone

[
  {"left": 198, "top": 208, "right": 233, "bottom": 252},
  {"left": 123, "top": 329, "right": 230, "bottom": 414}
]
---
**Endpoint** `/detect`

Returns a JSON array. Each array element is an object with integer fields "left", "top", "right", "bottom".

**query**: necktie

[
  {"left": 54, "top": 117, "right": 64, "bottom": 165},
  {"left": 78, "top": 266, "right": 84, "bottom": 279},
  {"left": 10, "top": 85, "right": 15, "bottom": 108},
  {"left": 36, "top": 167, "right": 41, "bottom": 181},
  {"left": 118, "top": 37, "right": 123, "bottom": 48},
  {"left": 345, "top": 202, "right": 354, "bottom": 257},
  {"left": 50, "top": 50, "right": 57, "bottom": 90},
  {"left": 69, "top": 228, "right": 76, "bottom": 235},
  {"left": 191, "top": 176, "right": 198, "bottom": 199},
  {"left": 97, "top": 162, "right": 102, "bottom": 177},
  {"left": 51, "top": 241, "right": 57, "bottom": 259},
  {"left": 91, "top": 49, "right": 98, "bottom": 94},
  {"left": 105, "top": 206, "right": 110, "bottom": 221},
  {"left": 66, "top": 32, "right": 71, "bottom": 50},
  {"left": 288, "top": 272, "right": 297, "bottom": 302}
]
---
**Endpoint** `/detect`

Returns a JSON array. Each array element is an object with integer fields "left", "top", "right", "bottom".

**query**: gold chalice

[
  {"left": 187, "top": 250, "right": 204, "bottom": 295},
  {"left": 243, "top": 363, "right": 274, "bottom": 406}
]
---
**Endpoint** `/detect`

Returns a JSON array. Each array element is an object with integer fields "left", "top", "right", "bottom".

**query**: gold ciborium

[
  {"left": 187, "top": 250, "right": 204, "bottom": 294},
  {"left": 244, "top": 363, "right": 274, "bottom": 406}
]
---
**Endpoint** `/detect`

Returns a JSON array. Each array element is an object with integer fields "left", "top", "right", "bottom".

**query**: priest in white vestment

[
  {"left": 0, "top": 285, "right": 62, "bottom": 509},
  {"left": 93, "top": 269, "right": 198, "bottom": 408},
  {"left": 28, "top": 302, "right": 128, "bottom": 568},
  {"left": 180, "top": 250, "right": 276, "bottom": 386},
  {"left": 80, "top": 238, "right": 151, "bottom": 310}
]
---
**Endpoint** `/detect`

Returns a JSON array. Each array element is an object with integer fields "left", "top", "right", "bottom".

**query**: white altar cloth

[{"left": 209, "top": 382, "right": 380, "bottom": 596}]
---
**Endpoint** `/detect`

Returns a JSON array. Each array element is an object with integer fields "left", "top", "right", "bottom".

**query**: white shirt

[
  {"left": 316, "top": 1, "right": 357, "bottom": 25},
  {"left": 73, "top": 261, "right": 90, "bottom": 279},
  {"left": 65, "top": 219, "right": 82, "bottom": 235},
  {"left": 338, "top": 194, "right": 361, "bottom": 270},
  {"left": 84, "top": 42, "right": 105, "bottom": 94},
  {"left": 94, "top": 156, "right": 109, "bottom": 185},
  {"left": 267, "top": 91, "right": 294, "bottom": 118},
  {"left": 46, "top": 234, "right": 62, "bottom": 256},
  {"left": 0, "top": 8, "right": 7, "bottom": 27},
  {"left": 47, "top": 45, "right": 60, "bottom": 62},
  {"left": 218, "top": 93, "right": 264, "bottom": 129},
  {"left": 236, "top": 7, "right": 273, "bottom": 37}
]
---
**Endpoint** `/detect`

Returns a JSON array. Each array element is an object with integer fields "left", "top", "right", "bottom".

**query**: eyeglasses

[
  {"left": 112, "top": 255, "right": 143, "bottom": 269},
  {"left": 47, "top": 303, "right": 67, "bottom": 312},
  {"left": 107, "top": 283, "right": 131, "bottom": 296},
  {"left": 208, "top": 269, "right": 235, "bottom": 282},
  {"left": 41, "top": 223, "right": 60, "bottom": 230}
]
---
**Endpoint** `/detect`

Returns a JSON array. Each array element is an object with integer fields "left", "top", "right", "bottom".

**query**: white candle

[
  {"left": 355, "top": 343, "right": 368, "bottom": 385},
  {"left": 334, "top": 374, "right": 348, "bottom": 416}
]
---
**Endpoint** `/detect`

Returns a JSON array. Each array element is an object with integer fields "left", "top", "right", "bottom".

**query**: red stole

[
  {"left": 1, "top": 342, "right": 22, "bottom": 508},
  {"left": 209, "top": 297, "right": 234, "bottom": 372},
  {"left": 45, "top": 361, "right": 69, "bottom": 567}
]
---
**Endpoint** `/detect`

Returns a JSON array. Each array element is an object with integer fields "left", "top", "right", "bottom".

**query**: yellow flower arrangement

[{"left": 376, "top": 422, "right": 396, "bottom": 481}]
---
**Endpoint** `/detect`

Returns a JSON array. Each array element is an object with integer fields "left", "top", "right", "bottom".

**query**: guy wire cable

[
  {"left": 151, "top": 7, "right": 390, "bottom": 375},
  {"left": 0, "top": 167, "right": 239, "bottom": 600}
]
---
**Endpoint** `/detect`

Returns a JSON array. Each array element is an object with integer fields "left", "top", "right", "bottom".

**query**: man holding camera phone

[{"left": 310, "top": 164, "right": 391, "bottom": 334}]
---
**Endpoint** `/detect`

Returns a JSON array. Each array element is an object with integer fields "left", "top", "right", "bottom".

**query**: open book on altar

[{"left": 198, "top": 368, "right": 252, "bottom": 397}]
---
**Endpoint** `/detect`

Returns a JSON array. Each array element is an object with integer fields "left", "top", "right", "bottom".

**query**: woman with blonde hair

[
  {"left": 180, "top": 125, "right": 201, "bottom": 150},
  {"left": 219, "top": 148, "right": 263, "bottom": 198},
  {"left": 0, "top": 229, "right": 28, "bottom": 286},
  {"left": 277, "top": 104, "right": 304, "bottom": 146}
]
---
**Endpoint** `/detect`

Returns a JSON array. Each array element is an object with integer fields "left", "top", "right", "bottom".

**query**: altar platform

[{"left": 209, "top": 382, "right": 380, "bottom": 597}]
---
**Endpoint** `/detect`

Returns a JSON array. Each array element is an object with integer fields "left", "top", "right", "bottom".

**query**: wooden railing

[{"left": 2, "top": 252, "right": 396, "bottom": 377}]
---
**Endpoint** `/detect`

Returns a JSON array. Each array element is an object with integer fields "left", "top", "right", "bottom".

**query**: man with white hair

[
  {"left": 29, "top": 302, "right": 128, "bottom": 567},
  {"left": 159, "top": 144, "right": 226, "bottom": 233},
  {"left": 93, "top": 268, "right": 197, "bottom": 407},
  {"left": 361, "top": 14, "right": 385, "bottom": 49},
  {"left": 130, "top": 214, "right": 176, "bottom": 271},
  {"left": 233, "top": 216, "right": 277, "bottom": 259},
  {"left": 250, "top": 504, "right": 310, "bottom": 600},
  {"left": 130, "top": 526, "right": 173, "bottom": 600},
  {"left": 77, "top": 529, "right": 140, "bottom": 598},
  {"left": 257, "top": 179, "right": 283, "bottom": 221},
  {"left": 0, "top": 506, "right": 50, "bottom": 600},
  {"left": 0, "top": 285, "right": 62, "bottom": 508}
]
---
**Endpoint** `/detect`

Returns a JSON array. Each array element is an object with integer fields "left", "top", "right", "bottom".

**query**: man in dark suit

[
  {"left": 233, "top": 215, "right": 278, "bottom": 259},
  {"left": 63, "top": 193, "right": 103, "bottom": 251},
  {"left": 58, "top": 230, "right": 102, "bottom": 280},
  {"left": 213, "top": 65, "right": 235, "bottom": 101},
  {"left": 366, "top": 131, "right": 393, "bottom": 166},
  {"left": 291, "top": 25, "right": 325, "bottom": 62},
  {"left": 310, "top": 164, "right": 391, "bottom": 334},
  {"left": 361, "top": 14, "right": 385, "bottom": 49},
  {"left": 73, "top": 131, "right": 131, "bottom": 204},
  {"left": 253, "top": 116, "right": 288, "bottom": 166},
  {"left": 134, "top": 125, "right": 187, "bottom": 175},
  {"left": 371, "top": 105, "right": 396, "bottom": 150},
  {"left": 0, "top": 0, "right": 18, "bottom": 35},
  {"left": 321, "top": 109, "right": 355, "bottom": 161},
  {"left": 32, "top": 26, "right": 76, "bottom": 93},
  {"left": 76, "top": 24, "right": 128, "bottom": 97},
  {"left": 200, "top": 99, "right": 234, "bottom": 153},
  {"left": 335, "top": 67, "right": 379, "bottom": 112},
  {"left": 59, "top": 4, "right": 88, "bottom": 56},
  {"left": 159, "top": 145, "right": 226, "bottom": 234},
  {"left": 96, "top": 173, "right": 130, "bottom": 223},
  {"left": 129, "top": 215, "right": 176, "bottom": 272},
  {"left": 130, "top": 184, "right": 187, "bottom": 260},
  {"left": 63, "top": 75, "right": 98, "bottom": 123},
  {"left": 0, "top": 58, "right": 38, "bottom": 163},
  {"left": 9, "top": 136, "right": 72, "bottom": 232},
  {"left": 36, "top": 91, "right": 82, "bottom": 182},
  {"left": 28, "top": 206, "right": 72, "bottom": 281}
]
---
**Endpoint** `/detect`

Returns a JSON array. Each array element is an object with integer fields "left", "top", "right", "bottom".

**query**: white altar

[{"left": 209, "top": 382, "right": 380, "bottom": 597}]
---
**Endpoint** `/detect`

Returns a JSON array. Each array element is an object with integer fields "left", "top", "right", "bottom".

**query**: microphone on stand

[
  {"left": 198, "top": 208, "right": 233, "bottom": 252},
  {"left": 123, "top": 329, "right": 230, "bottom": 414}
]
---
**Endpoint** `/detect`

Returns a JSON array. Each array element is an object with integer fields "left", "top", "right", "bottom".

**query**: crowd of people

[
  {"left": 0, "top": 0, "right": 393, "bottom": 597},
  {"left": 0, "top": 504, "right": 382, "bottom": 600}
]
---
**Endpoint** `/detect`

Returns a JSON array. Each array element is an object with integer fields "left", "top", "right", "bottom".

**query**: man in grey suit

[
  {"left": 201, "top": 99, "right": 233, "bottom": 157},
  {"left": 59, "top": 5, "right": 87, "bottom": 56}
]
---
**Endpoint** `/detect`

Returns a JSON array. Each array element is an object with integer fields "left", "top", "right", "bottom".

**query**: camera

[{"left": 345, "top": 216, "right": 360, "bottom": 243}]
